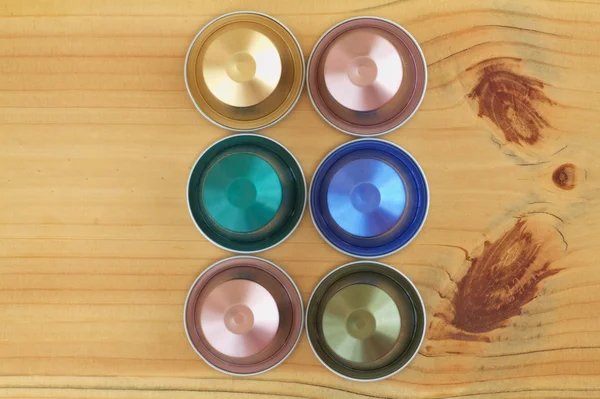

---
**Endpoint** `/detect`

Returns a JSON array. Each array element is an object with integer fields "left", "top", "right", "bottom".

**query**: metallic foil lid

[
  {"left": 187, "top": 134, "right": 306, "bottom": 253},
  {"left": 184, "top": 256, "right": 303, "bottom": 375},
  {"left": 310, "top": 139, "right": 429, "bottom": 258},
  {"left": 306, "top": 261, "right": 426, "bottom": 381},
  {"left": 307, "top": 17, "right": 427, "bottom": 136},
  {"left": 185, "top": 11, "right": 305, "bottom": 132}
]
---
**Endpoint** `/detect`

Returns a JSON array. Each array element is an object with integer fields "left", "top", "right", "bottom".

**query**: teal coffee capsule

[{"left": 187, "top": 134, "right": 306, "bottom": 253}]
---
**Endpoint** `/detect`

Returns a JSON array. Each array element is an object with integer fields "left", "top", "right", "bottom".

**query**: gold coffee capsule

[{"left": 185, "top": 12, "right": 305, "bottom": 132}]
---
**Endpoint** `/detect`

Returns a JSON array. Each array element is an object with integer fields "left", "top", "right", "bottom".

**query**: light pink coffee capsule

[
  {"left": 307, "top": 17, "right": 427, "bottom": 137},
  {"left": 184, "top": 256, "right": 303, "bottom": 375}
]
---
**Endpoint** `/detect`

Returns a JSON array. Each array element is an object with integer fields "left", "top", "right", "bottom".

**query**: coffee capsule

[
  {"left": 310, "top": 139, "right": 428, "bottom": 258},
  {"left": 306, "top": 260, "right": 426, "bottom": 381},
  {"left": 185, "top": 11, "right": 305, "bottom": 132},
  {"left": 184, "top": 256, "right": 303, "bottom": 375},
  {"left": 188, "top": 134, "right": 306, "bottom": 253},
  {"left": 307, "top": 17, "right": 427, "bottom": 136}
]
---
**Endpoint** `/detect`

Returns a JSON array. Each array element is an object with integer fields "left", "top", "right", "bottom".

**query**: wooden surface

[{"left": 1, "top": 0, "right": 600, "bottom": 398}]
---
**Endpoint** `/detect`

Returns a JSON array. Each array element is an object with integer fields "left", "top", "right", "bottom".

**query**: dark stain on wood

[
  {"left": 468, "top": 57, "right": 555, "bottom": 146},
  {"left": 553, "top": 163, "right": 577, "bottom": 190},
  {"left": 451, "top": 219, "right": 560, "bottom": 334},
  {"left": 428, "top": 217, "right": 563, "bottom": 344}
]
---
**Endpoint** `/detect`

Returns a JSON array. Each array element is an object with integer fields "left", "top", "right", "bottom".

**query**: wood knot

[
  {"left": 552, "top": 163, "right": 576, "bottom": 190},
  {"left": 452, "top": 219, "right": 560, "bottom": 334},
  {"left": 467, "top": 58, "right": 555, "bottom": 146},
  {"left": 427, "top": 215, "right": 564, "bottom": 343}
]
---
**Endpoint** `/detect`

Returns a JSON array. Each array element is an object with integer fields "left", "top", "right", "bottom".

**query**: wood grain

[{"left": 1, "top": 0, "right": 600, "bottom": 398}]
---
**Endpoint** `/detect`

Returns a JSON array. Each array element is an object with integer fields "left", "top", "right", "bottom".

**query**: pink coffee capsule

[
  {"left": 307, "top": 17, "right": 427, "bottom": 137},
  {"left": 184, "top": 256, "right": 303, "bottom": 376}
]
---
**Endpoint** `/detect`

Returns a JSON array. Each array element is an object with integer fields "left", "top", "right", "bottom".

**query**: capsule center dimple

[
  {"left": 346, "top": 309, "right": 376, "bottom": 340},
  {"left": 226, "top": 178, "right": 257, "bottom": 209},
  {"left": 227, "top": 52, "right": 256, "bottom": 83},
  {"left": 350, "top": 182, "right": 381, "bottom": 213},
  {"left": 349, "top": 56, "right": 378, "bottom": 86},
  {"left": 224, "top": 304, "right": 254, "bottom": 335}
]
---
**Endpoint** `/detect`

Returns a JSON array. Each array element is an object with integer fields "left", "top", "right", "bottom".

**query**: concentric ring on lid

[
  {"left": 310, "top": 139, "right": 428, "bottom": 258},
  {"left": 188, "top": 134, "right": 306, "bottom": 253},
  {"left": 185, "top": 11, "right": 305, "bottom": 132},
  {"left": 307, "top": 17, "right": 427, "bottom": 136},
  {"left": 184, "top": 256, "right": 303, "bottom": 376},
  {"left": 306, "top": 260, "right": 426, "bottom": 381}
]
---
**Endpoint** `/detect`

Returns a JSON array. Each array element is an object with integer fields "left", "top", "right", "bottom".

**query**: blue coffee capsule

[{"left": 310, "top": 139, "right": 429, "bottom": 258}]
